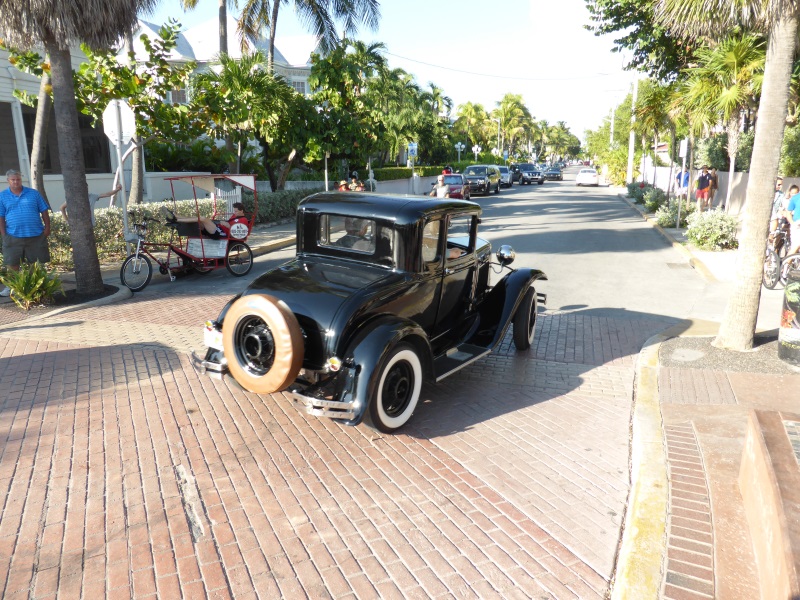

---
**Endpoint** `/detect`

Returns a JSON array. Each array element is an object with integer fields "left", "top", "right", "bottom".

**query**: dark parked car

[
  {"left": 195, "top": 193, "right": 548, "bottom": 433},
  {"left": 516, "top": 163, "right": 545, "bottom": 185},
  {"left": 463, "top": 165, "right": 501, "bottom": 195},
  {"left": 544, "top": 165, "right": 563, "bottom": 181}
]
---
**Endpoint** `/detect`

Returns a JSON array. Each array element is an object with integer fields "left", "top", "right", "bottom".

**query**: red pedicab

[{"left": 119, "top": 174, "right": 258, "bottom": 292}]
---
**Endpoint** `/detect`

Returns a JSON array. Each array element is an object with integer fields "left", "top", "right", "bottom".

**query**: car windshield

[
  {"left": 518, "top": 164, "right": 535, "bottom": 170},
  {"left": 465, "top": 167, "right": 487, "bottom": 176},
  {"left": 443, "top": 175, "right": 462, "bottom": 185}
]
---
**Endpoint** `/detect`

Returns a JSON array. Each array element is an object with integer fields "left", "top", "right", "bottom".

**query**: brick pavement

[{"left": 0, "top": 290, "right": 673, "bottom": 598}]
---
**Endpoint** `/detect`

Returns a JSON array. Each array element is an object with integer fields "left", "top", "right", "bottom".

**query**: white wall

[
  {"left": 0, "top": 172, "right": 211, "bottom": 208},
  {"left": 639, "top": 166, "right": 795, "bottom": 217}
]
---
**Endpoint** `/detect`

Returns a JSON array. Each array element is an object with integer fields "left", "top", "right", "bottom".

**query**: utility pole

[{"left": 626, "top": 77, "right": 639, "bottom": 184}]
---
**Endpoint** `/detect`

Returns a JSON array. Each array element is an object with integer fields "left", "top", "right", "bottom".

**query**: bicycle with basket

[{"left": 120, "top": 174, "right": 257, "bottom": 292}]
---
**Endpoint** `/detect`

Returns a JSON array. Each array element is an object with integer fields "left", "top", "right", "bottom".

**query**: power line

[{"left": 384, "top": 51, "right": 612, "bottom": 82}]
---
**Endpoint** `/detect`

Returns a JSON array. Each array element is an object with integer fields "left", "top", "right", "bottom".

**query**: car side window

[
  {"left": 422, "top": 220, "right": 442, "bottom": 264},
  {"left": 446, "top": 215, "right": 473, "bottom": 260}
]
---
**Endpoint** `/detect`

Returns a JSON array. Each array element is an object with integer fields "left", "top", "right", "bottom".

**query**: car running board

[{"left": 434, "top": 343, "right": 491, "bottom": 382}]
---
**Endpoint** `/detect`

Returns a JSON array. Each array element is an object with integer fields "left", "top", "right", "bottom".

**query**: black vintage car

[{"left": 194, "top": 193, "right": 547, "bottom": 433}]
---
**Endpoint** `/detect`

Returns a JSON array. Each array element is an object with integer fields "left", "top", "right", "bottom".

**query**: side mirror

[{"left": 496, "top": 245, "right": 515, "bottom": 266}]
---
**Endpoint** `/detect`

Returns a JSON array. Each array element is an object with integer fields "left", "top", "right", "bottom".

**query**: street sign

[
  {"left": 679, "top": 139, "right": 688, "bottom": 159},
  {"left": 103, "top": 99, "right": 136, "bottom": 145},
  {"left": 503, "top": 149, "right": 508, "bottom": 160},
  {"left": 408, "top": 142, "right": 418, "bottom": 158}
]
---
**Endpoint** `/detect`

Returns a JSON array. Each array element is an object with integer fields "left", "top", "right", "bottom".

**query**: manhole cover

[{"left": 670, "top": 348, "right": 706, "bottom": 362}]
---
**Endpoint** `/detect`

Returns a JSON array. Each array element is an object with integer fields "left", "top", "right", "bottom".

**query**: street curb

[
  {"left": 611, "top": 333, "right": 669, "bottom": 600},
  {"left": 618, "top": 193, "right": 718, "bottom": 283},
  {"left": 0, "top": 284, "right": 132, "bottom": 331},
  {"left": 251, "top": 235, "right": 296, "bottom": 257}
]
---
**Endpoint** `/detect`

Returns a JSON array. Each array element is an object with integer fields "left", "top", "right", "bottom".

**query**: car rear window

[
  {"left": 443, "top": 175, "right": 462, "bottom": 184},
  {"left": 319, "top": 215, "right": 376, "bottom": 252},
  {"left": 499, "top": 167, "right": 508, "bottom": 173},
  {"left": 465, "top": 167, "right": 487, "bottom": 176}
]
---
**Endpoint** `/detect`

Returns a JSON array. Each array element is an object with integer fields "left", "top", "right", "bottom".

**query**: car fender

[
  {"left": 468, "top": 268, "right": 547, "bottom": 349},
  {"left": 339, "top": 315, "right": 433, "bottom": 425}
]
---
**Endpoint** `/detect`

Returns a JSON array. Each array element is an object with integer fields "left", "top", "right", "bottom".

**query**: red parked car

[{"left": 443, "top": 173, "right": 470, "bottom": 200}]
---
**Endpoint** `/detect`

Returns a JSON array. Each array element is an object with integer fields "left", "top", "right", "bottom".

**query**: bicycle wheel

[
  {"left": 762, "top": 249, "right": 780, "bottom": 289},
  {"left": 780, "top": 253, "right": 800, "bottom": 286},
  {"left": 225, "top": 242, "right": 253, "bottom": 277},
  {"left": 120, "top": 254, "right": 152, "bottom": 292}
]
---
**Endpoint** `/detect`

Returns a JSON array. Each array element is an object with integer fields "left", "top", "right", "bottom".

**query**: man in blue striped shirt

[{"left": 0, "top": 169, "right": 52, "bottom": 297}]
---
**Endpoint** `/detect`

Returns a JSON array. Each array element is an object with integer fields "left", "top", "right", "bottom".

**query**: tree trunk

[
  {"left": 713, "top": 12, "right": 799, "bottom": 351},
  {"left": 218, "top": 0, "right": 228, "bottom": 55},
  {"left": 268, "top": 0, "right": 280, "bottom": 73},
  {"left": 31, "top": 70, "right": 52, "bottom": 207},
  {"left": 276, "top": 149, "right": 297, "bottom": 191},
  {"left": 129, "top": 138, "right": 144, "bottom": 204},
  {"left": 724, "top": 117, "right": 741, "bottom": 212},
  {"left": 46, "top": 43, "right": 103, "bottom": 295}
]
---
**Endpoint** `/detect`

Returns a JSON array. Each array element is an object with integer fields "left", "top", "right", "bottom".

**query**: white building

[{"left": 0, "top": 18, "right": 316, "bottom": 203}]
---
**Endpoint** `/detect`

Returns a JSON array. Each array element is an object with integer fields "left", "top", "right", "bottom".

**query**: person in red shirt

[{"left": 164, "top": 202, "right": 248, "bottom": 239}]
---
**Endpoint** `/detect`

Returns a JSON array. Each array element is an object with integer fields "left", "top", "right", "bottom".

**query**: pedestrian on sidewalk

[
  {"left": 60, "top": 184, "right": 122, "bottom": 226},
  {"left": 0, "top": 169, "right": 52, "bottom": 297},
  {"left": 708, "top": 167, "right": 719, "bottom": 207},
  {"left": 675, "top": 167, "right": 690, "bottom": 203},
  {"left": 695, "top": 166, "right": 712, "bottom": 211},
  {"left": 771, "top": 177, "right": 789, "bottom": 231}
]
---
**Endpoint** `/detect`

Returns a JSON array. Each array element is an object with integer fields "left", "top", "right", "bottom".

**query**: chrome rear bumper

[{"left": 289, "top": 389, "right": 357, "bottom": 420}]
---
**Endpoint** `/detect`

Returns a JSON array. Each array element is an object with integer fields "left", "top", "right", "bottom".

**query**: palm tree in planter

[
  {"left": 658, "top": 0, "right": 798, "bottom": 351},
  {"left": 0, "top": 0, "right": 157, "bottom": 295}
]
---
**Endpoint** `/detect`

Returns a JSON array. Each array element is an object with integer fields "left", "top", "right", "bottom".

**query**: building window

[
  {"left": 291, "top": 81, "right": 306, "bottom": 95},
  {"left": 168, "top": 88, "right": 187, "bottom": 105}
]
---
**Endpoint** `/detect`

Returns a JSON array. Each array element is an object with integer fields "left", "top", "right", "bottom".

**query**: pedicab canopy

[{"left": 164, "top": 174, "right": 257, "bottom": 193}]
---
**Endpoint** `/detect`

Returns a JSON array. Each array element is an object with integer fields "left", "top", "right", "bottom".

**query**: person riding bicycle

[
  {"left": 163, "top": 202, "right": 248, "bottom": 239},
  {"left": 784, "top": 186, "right": 800, "bottom": 255}
]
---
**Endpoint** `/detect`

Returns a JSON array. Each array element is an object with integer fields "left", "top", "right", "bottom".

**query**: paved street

[{"left": 0, "top": 170, "right": 773, "bottom": 598}]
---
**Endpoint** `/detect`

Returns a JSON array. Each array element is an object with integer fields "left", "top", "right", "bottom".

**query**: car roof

[{"left": 299, "top": 192, "right": 481, "bottom": 227}]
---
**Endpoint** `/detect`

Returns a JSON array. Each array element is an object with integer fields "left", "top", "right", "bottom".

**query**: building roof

[{"left": 132, "top": 17, "right": 316, "bottom": 67}]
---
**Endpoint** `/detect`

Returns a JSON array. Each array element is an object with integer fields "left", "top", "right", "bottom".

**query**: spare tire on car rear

[{"left": 222, "top": 294, "right": 304, "bottom": 394}]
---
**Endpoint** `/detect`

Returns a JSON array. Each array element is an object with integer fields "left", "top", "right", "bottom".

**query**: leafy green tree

[
  {"left": 635, "top": 79, "right": 674, "bottom": 183},
  {"left": 585, "top": 0, "right": 696, "bottom": 80},
  {"left": 657, "top": 0, "right": 799, "bottom": 352},
  {"left": 192, "top": 50, "right": 311, "bottom": 190},
  {"left": 72, "top": 21, "right": 199, "bottom": 204},
  {"left": 454, "top": 102, "right": 488, "bottom": 149},
  {"left": 0, "top": 0, "right": 157, "bottom": 296}
]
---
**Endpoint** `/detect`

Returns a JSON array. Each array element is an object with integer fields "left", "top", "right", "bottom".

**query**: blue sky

[{"left": 146, "top": 0, "right": 634, "bottom": 140}]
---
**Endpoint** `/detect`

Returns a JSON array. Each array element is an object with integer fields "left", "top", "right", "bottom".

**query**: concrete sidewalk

[{"left": 614, "top": 193, "right": 800, "bottom": 599}]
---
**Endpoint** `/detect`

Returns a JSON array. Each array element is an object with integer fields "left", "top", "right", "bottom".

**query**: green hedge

[{"left": 0, "top": 189, "right": 320, "bottom": 271}]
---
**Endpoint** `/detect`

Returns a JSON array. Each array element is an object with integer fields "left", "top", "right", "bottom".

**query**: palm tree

[
  {"left": 680, "top": 34, "right": 765, "bottom": 209},
  {"left": 0, "top": 0, "right": 157, "bottom": 296},
  {"left": 455, "top": 102, "right": 486, "bottom": 148},
  {"left": 180, "top": 0, "right": 236, "bottom": 55},
  {"left": 237, "top": 0, "right": 380, "bottom": 72},
  {"left": 635, "top": 79, "right": 674, "bottom": 186},
  {"left": 657, "top": 0, "right": 799, "bottom": 351}
]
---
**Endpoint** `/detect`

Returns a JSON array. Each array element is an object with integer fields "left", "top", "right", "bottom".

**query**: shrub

[
  {"left": 0, "top": 189, "right": 324, "bottom": 272},
  {"left": 0, "top": 261, "right": 64, "bottom": 310},
  {"left": 628, "top": 182, "right": 652, "bottom": 203},
  {"left": 643, "top": 187, "right": 668, "bottom": 212},
  {"left": 655, "top": 200, "right": 695, "bottom": 228},
  {"left": 686, "top": 209, "right": 739, "bottom": 250}
]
